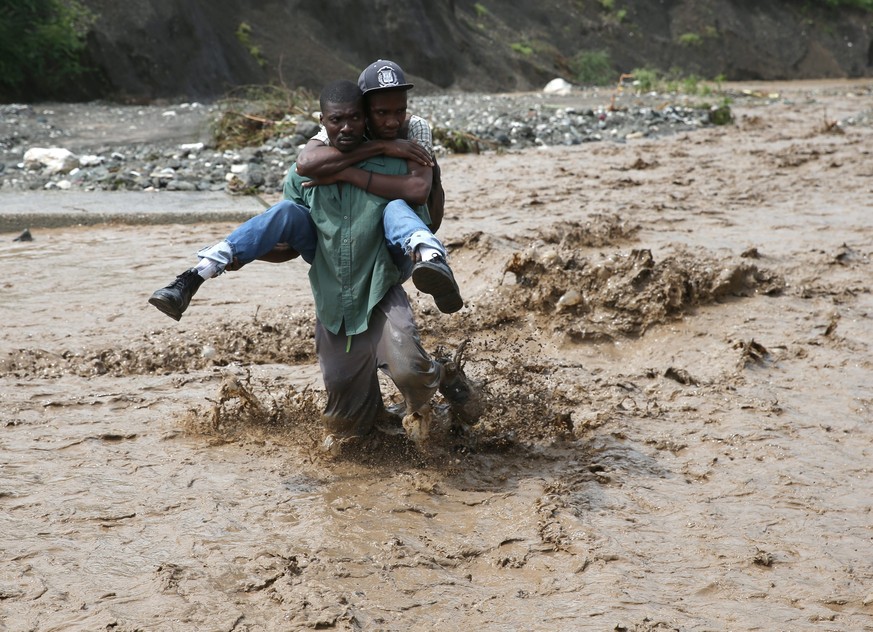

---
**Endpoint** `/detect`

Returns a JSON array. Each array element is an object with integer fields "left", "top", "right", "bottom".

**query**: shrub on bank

[{"left": 0, "top": 0, "right": 95, "bottom": 102}]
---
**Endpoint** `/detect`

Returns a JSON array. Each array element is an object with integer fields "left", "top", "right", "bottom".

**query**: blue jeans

[
  {"left": 198, "top": 200, "right": 317, "bottom": 268},
  {"left": 383, "top": 199, "right": 446, "bottom": 281},
  {"left": 198, "top": 198, "right": 444, "bottom": 275}
]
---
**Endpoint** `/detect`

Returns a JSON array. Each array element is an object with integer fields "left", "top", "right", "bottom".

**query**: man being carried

[
  {"left": 296, "top": 59, "right": 459, "bottom": 313},
  {"left": 149, "top": 60, "right": 462, "bottom": 320}
]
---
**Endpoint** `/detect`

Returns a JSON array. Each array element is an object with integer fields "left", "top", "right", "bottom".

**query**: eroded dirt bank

[{"left": 1, "top": 82, "right": 872, "bottom": 630}]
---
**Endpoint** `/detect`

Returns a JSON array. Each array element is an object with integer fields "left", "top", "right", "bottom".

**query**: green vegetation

[
  {"left": 628, "top": 67, "right": 728, "bottom": 98},
  {"left": 0, "top": 0, "right": 96, "bottom": 100},
  {"left": 677, "top": 25, "right": 720, "bottom": 47},
  {"left": 474, "top": 2, "right": 488, "bottom": 18},
  {"left": 707, "top": 104, "right": 733, "bottom": 126},
  {"left": 629, "top": 68, "right": 734, "bottom": 125},
  {"left": 432, "top": 128, "right": 494, "bottom": 154},
  {"left": 235, "top": 21, "right": 266, "bottom": 68},
  {"left": 570, "top": 50, "right": 615, "bottom": 86},
  {"left": 598, "top": 0, "right": 627, "bottom": 22},
  {"left": 510, "top": 41, "right": 533, "bottom": 56},
  {"left": 676, "top": 75, "right": 706, "bottom": 94},
  {"left": 677, "top": 32, "right": 703, "bottom": 46},
  {"left": 629, "top": 67, "right": 659, "bottom": 93},
  {"left": 211, "top": 85, "right": 315, "bottom": 150}
]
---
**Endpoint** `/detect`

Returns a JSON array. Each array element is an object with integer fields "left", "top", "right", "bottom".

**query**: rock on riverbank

[
  {"left": 1, "top": 88, "right": 731, "bottom": 196},
  {"left": 3, "top": 83, "right": 871, "bottom": 197}
]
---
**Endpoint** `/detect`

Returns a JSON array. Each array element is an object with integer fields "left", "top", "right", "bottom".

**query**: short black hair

[{"left": 319, "top": 80, "right": 363, "bottom": 112}]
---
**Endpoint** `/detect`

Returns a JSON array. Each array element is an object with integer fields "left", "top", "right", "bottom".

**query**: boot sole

[
  {"left": 412, "top": 264, "right": 463, "bottom": 313},
  {"left": 148, "top": 294, "right": 183, "bottom": 321}
]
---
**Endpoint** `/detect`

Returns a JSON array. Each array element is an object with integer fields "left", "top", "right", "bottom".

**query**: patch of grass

[
  {"left": 628, "top": 68, "right": 727, "bottom": 98},
  {"left": 598, "top": 0, "right": 627, "bottom": 22},
  {"left": 678, "top": 32, "right": 703, "bottom": 46},
  {"left": 474, "top": 2, "right": 488, "bottom": 18},
  {"left": 211, "top": 84, "right": 316, "bottom": 150},
  {"left": 680, "top": 74, "right": 704, "bottom": 93},
  {"left": 630, "top": 67, "right": 659, "bottom": 93},
  {"left": 235, "top": 21, "right": 266, "bottom": 68},
  {"left": 511, "top": 42, "right": 533, "bottom": 56},
  {"left": 570, "top": 50, "right": 615, "bottom": 86}
]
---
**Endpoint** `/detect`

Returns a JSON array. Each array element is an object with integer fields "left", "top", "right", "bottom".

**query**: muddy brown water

[{"left": 2, "top": 82, "right": 873, "bottom": 630}]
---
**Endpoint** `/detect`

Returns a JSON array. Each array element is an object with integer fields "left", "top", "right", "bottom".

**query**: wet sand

[{"left": 2, "top": 82, "right": 873, "bottom": 630}]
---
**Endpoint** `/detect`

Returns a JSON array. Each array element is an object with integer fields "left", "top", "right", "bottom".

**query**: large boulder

[{"left": 23, "top": 148, "right": 80, "bottom": 174}]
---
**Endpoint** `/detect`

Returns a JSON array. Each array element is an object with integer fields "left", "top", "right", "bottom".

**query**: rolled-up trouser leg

[
  {"left": 315, "top": 285, "right": 442, "bottom": 437},
  {"left": 373, "top": 285, "right": 442, "bottom": 415},
  {"left": 199, "top": 200, "right": 317, "bottom": 270}
]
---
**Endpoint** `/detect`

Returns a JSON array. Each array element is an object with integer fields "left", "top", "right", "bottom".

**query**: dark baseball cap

[{"left": 358, "top": 60, "right": 414, "bottom": 94}]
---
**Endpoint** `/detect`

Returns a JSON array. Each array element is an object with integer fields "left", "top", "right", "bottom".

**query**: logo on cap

[{"left": 376, "top": 65, "right": 401, "bottom": 88}]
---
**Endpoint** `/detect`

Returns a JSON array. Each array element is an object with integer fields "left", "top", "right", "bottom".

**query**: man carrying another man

[
  {"left": 151, "top": 77, "right": 481, "bottom": 451},
  {"left": 149, "top": 60, "right": 461, "bottom": 319}
]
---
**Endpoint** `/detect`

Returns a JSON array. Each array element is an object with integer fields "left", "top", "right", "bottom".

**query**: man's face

[
  {"left": 320, "top": 100, "right": 366, "bottom": 152},
  {"left": 365, "top": 89, "right": 409, "bottom": 141}
]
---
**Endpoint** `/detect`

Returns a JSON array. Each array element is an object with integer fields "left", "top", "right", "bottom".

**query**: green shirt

[{"left": 284, "top": 155, "right": 426, "bottom": 336}]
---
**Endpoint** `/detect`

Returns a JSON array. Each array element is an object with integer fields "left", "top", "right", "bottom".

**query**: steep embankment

[{"left": 78, "top": 0, "right": 873, "bottom": 101}]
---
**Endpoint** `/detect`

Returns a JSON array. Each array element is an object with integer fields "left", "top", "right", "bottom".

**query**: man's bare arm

[
  {"left": 296, "top": 138, "right": 432, "bottom": 178},
  {"left": 365, "top": 161, "right": 433, "bottom": 205},
  {"left": 305, "top": 161, "right": 433, "bottom": 206}
]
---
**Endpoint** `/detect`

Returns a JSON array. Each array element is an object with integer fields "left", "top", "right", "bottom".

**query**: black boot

[
  {"left": 148, "top": 269, "right": 204, "bottom": 321},
  {"left": 438, "top": 339, "right": 483, "bottom": 428},
  {"left": 412, "top": 254, "right": 463, "bottom": 314}
]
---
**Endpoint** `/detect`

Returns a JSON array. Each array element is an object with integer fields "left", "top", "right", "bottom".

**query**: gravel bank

[
  {"left": 1, "top": 84, "right": 870, "bottom": 197},
  {"left": 0, "top": 88, "right": 730, "bottom": 196}
]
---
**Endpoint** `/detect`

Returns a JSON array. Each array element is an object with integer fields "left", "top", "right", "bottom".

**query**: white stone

[
  {"left": 543, "top": 78, "right": 573, "bottom": 95},
  {"left": 150, "top": 167, "right": 176, "bottom": 179},
  {"left": 79, "top": 154, "right": 104, "bottom": 167},
  {"left": 23, "top": 147, "right": 80, "bottom": 174},
  {"left": 557, "top": 289, "right": 583, "bottom": 309}
]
